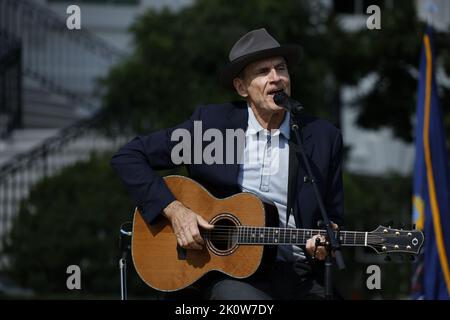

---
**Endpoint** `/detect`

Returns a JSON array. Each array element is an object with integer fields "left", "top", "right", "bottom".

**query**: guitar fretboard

[{"left": 212, "top": 227, "right": 369, "bottom": 246}]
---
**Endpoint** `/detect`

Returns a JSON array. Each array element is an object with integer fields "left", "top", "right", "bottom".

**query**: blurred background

[{"left": 0, "top": 0, "right": 449, "bottom": 299}]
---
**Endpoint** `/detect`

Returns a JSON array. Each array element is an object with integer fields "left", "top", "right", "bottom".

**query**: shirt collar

[{"left": 247, "top": 104, "right": 290, "bottom": 139}]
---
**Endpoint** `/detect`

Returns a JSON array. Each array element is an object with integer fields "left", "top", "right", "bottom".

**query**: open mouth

[{"left": 267, "top": 89, "right": 284, "bottom": 97}]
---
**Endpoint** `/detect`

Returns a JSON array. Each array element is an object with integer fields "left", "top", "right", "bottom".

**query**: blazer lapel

[{"left": 225, "top": 101, "right": 248, "bottom": 187}]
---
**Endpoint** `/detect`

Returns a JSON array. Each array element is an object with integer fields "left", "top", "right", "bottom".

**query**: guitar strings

[
  {"left": 200, "top": 230, "right": 392, "bottom": 240},
  {"left": 200, "top": 226, "right": 414, "bottom": 238},
  {"left": 201, "top": 231, "right": 392, "bottom": 241},
  {"left": 198, "top": 230, "right": 413, "bottom": 248},
  {"left": 200, "top": 227, "right": 389, "bottom": 239},
  {"left": 196, "top": 237, "right": 410, "bottom": 249},
  {"left": 199, "top": 228, "right": 412, "bottom": 243},
  {"left": 198, "top": 225, "right": 414, "bottom": 233},
  {"left": 197, "top": 226, "right": 417, "bottom": 244},
  {"left": 200, "top": 231, "right": 401, "bottom": 242}
]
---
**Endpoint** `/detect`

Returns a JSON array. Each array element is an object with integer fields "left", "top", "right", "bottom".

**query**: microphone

[{"left": 273, "top": 91, "right": 304, "bottom": 114}]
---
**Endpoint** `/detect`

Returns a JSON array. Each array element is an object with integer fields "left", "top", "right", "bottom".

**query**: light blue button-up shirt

[{"left": 237, "top": 106, "right": 306, "bottom": 262}]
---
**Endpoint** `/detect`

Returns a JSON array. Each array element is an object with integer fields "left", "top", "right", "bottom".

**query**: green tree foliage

[
  {"left": 345, "top": 1, "right": 450, "bottom": 142},
  {"left": 100, "top": 0, "right": 362, "bottom": 134},
  {"left": 338, "top": 172, "right": 414, "bottom": 299},
  {"left": 343, "top": 172, "right": 412, "bottom": 231},
  {"left": 1, "top": 154, "right": 159, "bottom": 298},
  {"left": 100, "top": 0, "right": 450, "bottom": 143}
]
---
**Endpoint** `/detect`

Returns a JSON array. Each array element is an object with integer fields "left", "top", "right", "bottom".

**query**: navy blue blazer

[{"left": 111, "top": 101, "right": 344, "bottom": 229}]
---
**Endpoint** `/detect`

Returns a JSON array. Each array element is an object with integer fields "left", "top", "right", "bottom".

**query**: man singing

[{"left": 111, "top": 28, "right": 344, "bottom": 299}]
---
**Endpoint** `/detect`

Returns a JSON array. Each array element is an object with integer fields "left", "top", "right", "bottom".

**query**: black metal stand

[
  {"left": 290, "top": 114, "right": 346, "bottom": 300},
  {"left": 119, "top": 222, "right": 132, "bottom": 300},
  {"left": 119, "top": 252, "right": 128, "bottom": 300}
]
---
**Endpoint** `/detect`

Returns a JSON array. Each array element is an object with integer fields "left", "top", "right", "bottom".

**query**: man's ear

[{"left": 233, "top": 77, "right": 248, "bottom": 98}]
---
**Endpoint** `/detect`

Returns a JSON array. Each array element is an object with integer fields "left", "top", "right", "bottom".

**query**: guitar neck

[{"left": 234, "top": 226, "right": 368, "bottom": 247}]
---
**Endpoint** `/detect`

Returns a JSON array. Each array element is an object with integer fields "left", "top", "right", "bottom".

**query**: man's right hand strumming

[{"left": 163, "top": 200, "right": 214, "bottom": 250}]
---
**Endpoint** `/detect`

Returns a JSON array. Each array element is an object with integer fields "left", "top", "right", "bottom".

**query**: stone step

[
  {"left": 0, "top": 129, "right": 59, "bottom": 166},
  {"left": 22, "top": 82, "right": 87, "bottom": 128}
]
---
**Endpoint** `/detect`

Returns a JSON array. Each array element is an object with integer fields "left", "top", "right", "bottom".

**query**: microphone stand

[
  {"left": 289, "top": 108, "right": 346, "bottom": 300},
  {"left": 119, "top": 222, "right": 132, "bottom": 300}
]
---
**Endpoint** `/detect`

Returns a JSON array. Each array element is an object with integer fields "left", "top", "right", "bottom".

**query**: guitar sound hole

[{"left": 207, "top": 215, "right": 239, "bottom": 255}]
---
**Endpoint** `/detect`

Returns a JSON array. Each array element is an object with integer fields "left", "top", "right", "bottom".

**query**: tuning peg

[
  {"left": 412, "top": 224, "right": 416, "bottom": 230},
  {"left": 384, "top": 255, "right": 391, "bottom": 262},
  {"left": 399, "top": 222, "right": 405, "bottom": 230},
  {"left": 409, "top": 255, "right": 416, "bottom": 262}
]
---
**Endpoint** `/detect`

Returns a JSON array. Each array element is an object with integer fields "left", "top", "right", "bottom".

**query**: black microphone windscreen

[{"left": 273, "top": 91, "right": 287, "bottom": 107}]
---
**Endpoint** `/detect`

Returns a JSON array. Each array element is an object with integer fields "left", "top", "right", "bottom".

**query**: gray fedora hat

[{"left": 219, "top": 28, "right": 302, "bottom": 90}]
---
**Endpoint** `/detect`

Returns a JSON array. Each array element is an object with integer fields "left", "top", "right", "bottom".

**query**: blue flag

[{"left": 412, "top": 26, "right": 450, "bottom": 300}]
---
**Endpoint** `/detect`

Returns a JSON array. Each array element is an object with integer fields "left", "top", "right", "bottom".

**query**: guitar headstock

[{"left": 367, "top": 225, "right": 424, "bottom": 255}]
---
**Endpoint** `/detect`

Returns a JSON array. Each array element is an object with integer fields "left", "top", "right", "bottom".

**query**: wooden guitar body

[{"left": 132, "top": 175, "right": 273, "bottom": 292}]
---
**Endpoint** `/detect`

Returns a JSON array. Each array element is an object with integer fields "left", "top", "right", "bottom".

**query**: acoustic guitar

[{"left": 131, "top": 175, "right": 424, "bottom": 291}]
